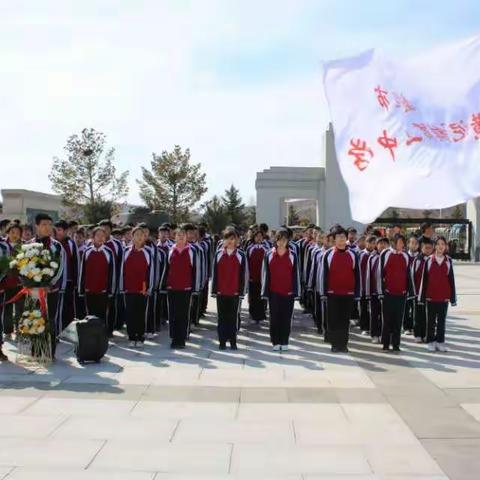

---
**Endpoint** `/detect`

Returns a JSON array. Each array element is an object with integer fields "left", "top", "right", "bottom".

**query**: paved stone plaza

[{"left": 0, "top": 264, "right": 479, "bottom": 479}]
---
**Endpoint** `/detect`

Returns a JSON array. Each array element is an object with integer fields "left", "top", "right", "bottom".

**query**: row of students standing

[{"left": 300, "top": 224, "right": 457, "bottom": 353}]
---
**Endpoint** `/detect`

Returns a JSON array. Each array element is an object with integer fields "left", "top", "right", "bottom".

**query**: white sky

[{"left": 1, "top": 1, "right": 478, "bottom": 207}]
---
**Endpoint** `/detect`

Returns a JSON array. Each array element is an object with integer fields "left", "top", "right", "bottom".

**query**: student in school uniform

[
  {"left": 0, "top": 239, "right": 10, "bottom": 361},
  {"left": 358, "top": 236, "right": 377, "bottom": 336},
  {"left": 2, "top": 222, "right": 24, "bottom": 337},
  {"left": 31, "top": 213, "right": 67, "bottom": 358},
  {"left": 55, "top": 220, "right": 79, "bottom": 329},
  {"left": 155, "top": 224, "right": 174, "bottom": 326},
  {"left": 262, "top": 229, "right": 301, "bottom": 352},
  {"left": 412, "top": 239, "right": 434, "bottom": 343},
  {"left": 199, "top": 225, "right": 213, "bottom": 317},
  {"left": 418, "top": 236, "right": 456, "bottom": 352},
  {"left": 320, "top": 226, "right": 360, "bottom": 353},
  {"left": 78, "top": 227, "right": 116, "bottom": 323},
  {"left": 211, "top": 229, "right": 248, "bottom": 350},
  {"left": 365, "top": 237, "right": 389, "bottom": 344},
  {"left": 119, "top": 227, "right": 155, "bottom": 348},
  {"left": 185, "top": 224, "right": 204, "bottom": 327},
  {"left": 307, "top": 231, "right": 327, "bottom": 335},
  {"left": 163, "top": 225, "right": 200, "bottom": 349},
  {"left": 246, "top": 230, "right": 268, "bottom": 323},
  {"left": 403, "top": 235, "right": 420, "bottom": 335},
  {"left": 99, "top": 219, "right": 124, "bottom": 334},
  {"left": 377, "top": 234, "right": 414, "bottom": 352}
]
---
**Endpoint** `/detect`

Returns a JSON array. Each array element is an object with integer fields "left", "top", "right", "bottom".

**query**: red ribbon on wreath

[{"left": 3, "top": 287, "right": 48, "bottom": 317}]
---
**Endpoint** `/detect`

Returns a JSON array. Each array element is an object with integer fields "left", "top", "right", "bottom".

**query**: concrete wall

[
  {"left": 255, "top": 167, "right": 325, "bottom": 229},
  {"left": 1, "top": 189, "right": 63, "bottom": 223},
  {"left": 323, "top": 124, "right": 365, "bottom": 231}
]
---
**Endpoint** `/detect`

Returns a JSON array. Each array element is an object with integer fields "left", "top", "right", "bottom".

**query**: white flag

[{"left": 323, "top": 35, "right": 480, "bottom": 224}]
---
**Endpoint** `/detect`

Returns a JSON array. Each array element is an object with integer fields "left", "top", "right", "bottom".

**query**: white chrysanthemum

[
  {"left": 22, "top": 311, "right": 29, "bottom": 317},
  {"left": 37, "top": 325, "right": 45, "bottom": 334},
  {"left": 50, "top": 261, "right": 58, "bottom": 269},
  {"left": 33, "top": 310, "right": 42, "bottom": 318},
  {"left": 16, "top": 252, "right": 25, "bottom": 260},
  {"left": 33, "top": 275, "right": 42, "bottom": 282},
  {"left": 9, "top": 260, "right": 17, "bottom": 268}
]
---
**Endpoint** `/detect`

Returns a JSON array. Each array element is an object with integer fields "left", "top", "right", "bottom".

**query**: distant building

[{"left": 0, "top": 189, "right": 64, "bottom": 224}]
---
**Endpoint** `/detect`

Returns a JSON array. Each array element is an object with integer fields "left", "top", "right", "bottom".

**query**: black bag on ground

[{"left": 63, "top": 316, "right": 109, "bottom": 364}]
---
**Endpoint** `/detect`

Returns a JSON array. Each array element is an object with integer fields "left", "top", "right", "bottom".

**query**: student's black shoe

[
  {"left": 170, "top": 341, "right": 177, "bottom": 349},
  {"left": 0, "top": 349, "right": 8, "bottom": 361},
  {"left": 317, "top": 327, "right": 324, "bottom": 335},
  {"left": 341, "top": 347, "right": 349, "bottom": 353},
  {"left": 382, "top": 346, "right": 390, "bottom": 352},
  {"left": 230, "top": 342, "right": 238, "bottom": 350},
  {"left": 219, "top": 342, "right": 227, "bottom": 350},
  {"left": 331, "top": 346, "right": 339, "bottom": 353},
  {"left": 392, "top": 346, "right": 401, "bottom": 352}
]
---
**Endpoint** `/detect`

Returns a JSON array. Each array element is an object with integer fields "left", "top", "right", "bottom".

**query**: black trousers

[
  {"left": 269, "top": 293, "right": 294, "bottom": 346},
  {"left": 414, "top": 302, "right": 426, "bottom": 340},
  {"left": 248, "top": 281, "right": 266, "bottom": 321},
  {"left": 369, "top": 296, "right": 382, "bottom": 338},
  {"left": 47, "top": 290, "right": 60, "bottom": 357},
  {"left": 313, "top": 292, "right": 325, "bottom": 333},
  {"left": 155, "top": 292, "right": 169, "bottom": 325},
  {"left": 0, "top": 292, "right": 5, "bottom": 346},
  {"left": 327, "top": 295, "right": 354, "bottom": 350},
  {"left": 190, "top": 294, "right": 200, "bottom": 326},
  {"left": 125, "top": 293, "right": 148, "bottom": 342},
  {"left": 61, "top": 281, "right": 75, "bottom": 330},
  {"left": 217, "top": 295, "right": 240, "bottom": 344},
  {"left": 75, "top": 290, "right": 86, "bottom": 320},
  {"left": 168, "top": 290, "right": 192, "bottom": 345},
  {"left": 3, "top": 286, "right": 24, "bottom": 335},
  {"left": 85, "top": 292, "right": 109, "bottom": 324},
  {"left": 201, "top": 283, "right": 209, "bottom": 314},
  {"left": 426, "top": 301, "right": 448, "bottom": 344},
  {"left": 359, "top": 298, "right": 369, "bottom": 331},
  {"left": 382, "top": 294, "right": 406, "bottom": 349},
  {"left": 146, "top": 292, "right": 156, "bottom": 334},
  {"left": 403, "top": 298, "right": 415, "bottom": 331}
]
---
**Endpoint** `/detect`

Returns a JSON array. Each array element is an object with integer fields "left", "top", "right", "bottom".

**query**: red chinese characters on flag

[
  {"left": 374, "top": 85, "right": 389, "bottom": 110},
  {"left": 448, "top": 121, "right": 468, "bottom": 142},
  {"left": 348, "top": 139, "right": 374, "bottom": 172},
  {"left": 377, "top": 130, "right": 398, "bottom": 160},
  {"left": 471, "top": 113, "right": 480, "bottom": 140}
]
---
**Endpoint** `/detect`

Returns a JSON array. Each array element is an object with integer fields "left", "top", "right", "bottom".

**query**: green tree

[
  {"left": 49, "top": 128, "right": 129, "bottom": 223},
  {"left": 451, "top": 205, "right": 464, "bottom": 219},
  {"left": 390, "top": 208, "right": 400, "bottom": 219},
  {"left": 244, "top": 205, "right": 256, "bottom": 227},
  {"left": 138, "top": 145, "right": 207, "bottom": 224},
  {"left": 201, "top": 195, "right": 229, "bottom": 234},
  {"left": 222, "top": 185, "right": 246, "bottom": 227}
]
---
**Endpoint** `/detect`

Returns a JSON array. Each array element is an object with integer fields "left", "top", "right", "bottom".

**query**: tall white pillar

[{"left": 467, "top": 197, "right": 480, "bottom": 261}]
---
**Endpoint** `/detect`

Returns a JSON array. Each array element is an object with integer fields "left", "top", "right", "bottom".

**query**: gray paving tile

[{"left": 422, "top": 438, "right": 480, "bottom": 480}]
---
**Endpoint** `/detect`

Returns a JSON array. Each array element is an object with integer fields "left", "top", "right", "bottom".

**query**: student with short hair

[
  {"left": 246, "top": 230, "right": 268, "bottom": 323},
  {"left": 320, "top": 226, "right": 360, "bottom": 353},
  {"left": 403, "top": 235, "right": 420, "bottom": 335},
  {"left": 119, "top": 227, "right": 155, "bottom": 348},
  {"left": 163, "top": 225, "right": 200, "bottom": 349},
  {"left": 377, "top": 234, "right": 414, "bottom": 352},
  {"left": 365, "top": 237, "right": 389, "bottom": 344},
  {"left": 358, "top": 236, "right": 376, "bottom": 335},
  {"left": 211, "top": 229, "right": 248, "bottom": 350},
  {"left": 262, "top": 229, "right": 300, "bottom": 351},
  {"left": 412, "top": 239, "right": 434, "bottom": 342},
  {"left": 78, "top": 227, "right": 116, "bottom": 323},
  {"left": 418, "top": 236, "right": 456, "bottom": 352},
  {"left": 55, "top": 220, "right": 79, "bottom": 329}
]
